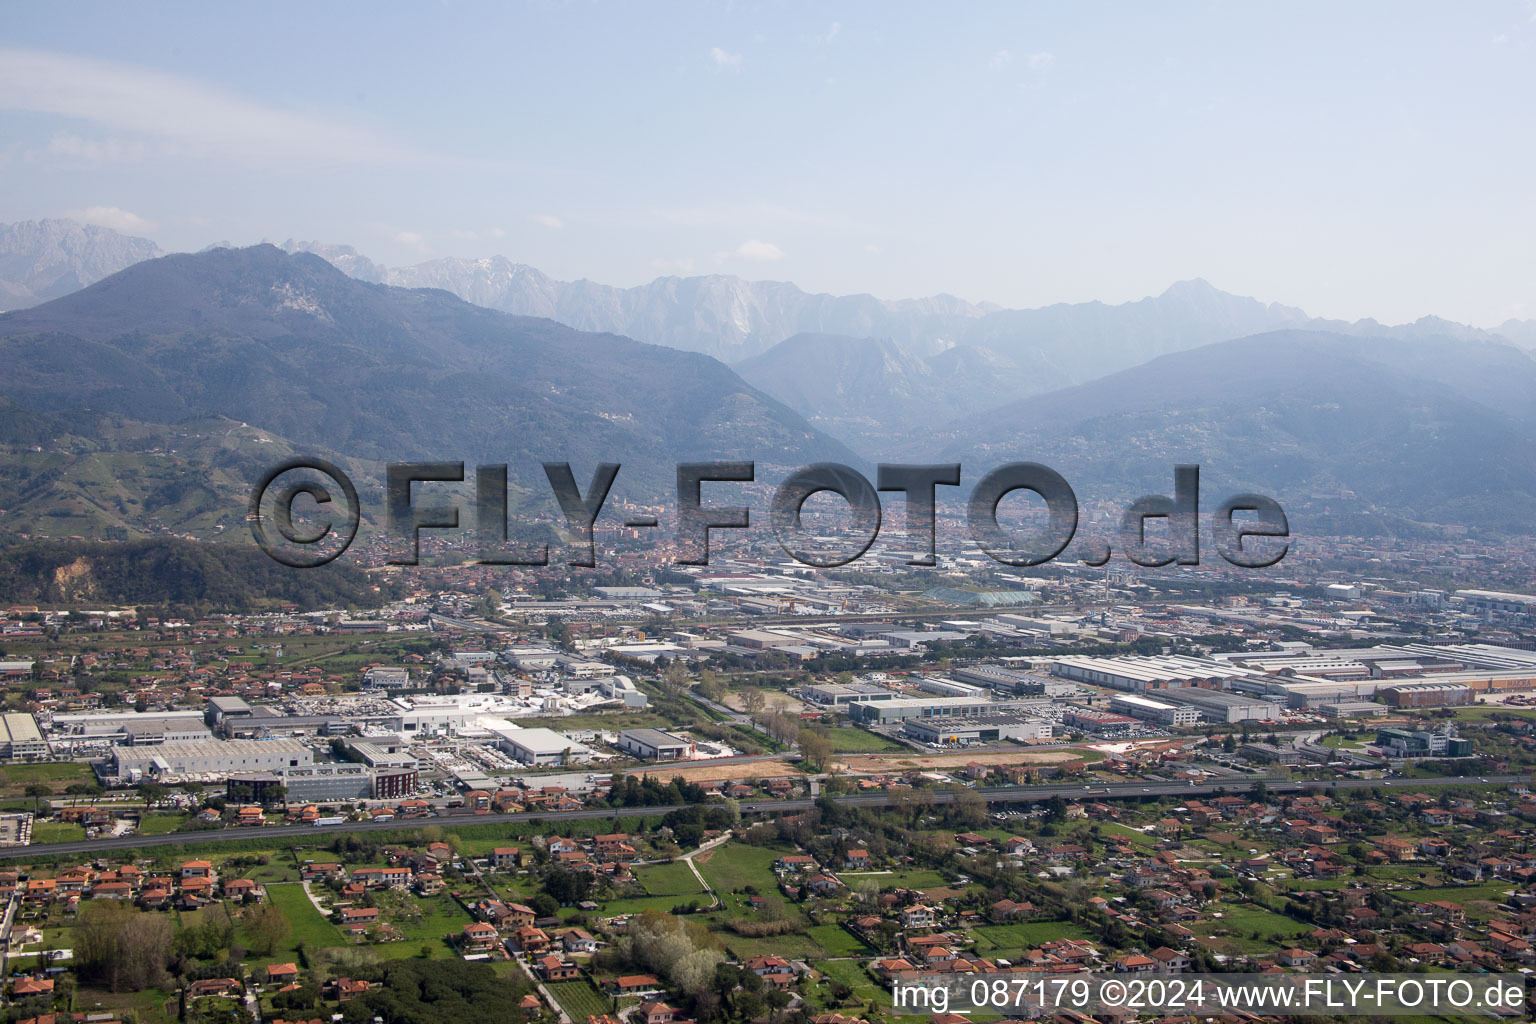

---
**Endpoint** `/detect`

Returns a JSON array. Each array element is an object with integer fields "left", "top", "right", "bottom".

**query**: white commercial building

[{"left": 112, "top": 738, "right": 314, "bottom": 780}]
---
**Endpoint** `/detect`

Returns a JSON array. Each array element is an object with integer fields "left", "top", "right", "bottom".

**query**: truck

[{"left": 312, "top": 816, "right": 347, "bottom": 827}]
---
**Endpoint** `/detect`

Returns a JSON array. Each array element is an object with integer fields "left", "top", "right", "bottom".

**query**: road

[{"left": 0, "top": 773, "right": 1521, "bottom": 862}]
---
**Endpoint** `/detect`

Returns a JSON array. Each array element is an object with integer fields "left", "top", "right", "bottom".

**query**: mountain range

[
  {"left": 0, "top": 245, "right": 855, "bottom": 537},
  {"left": 4, "top": 218, "right": 1536, "bottom": 540},
  {"left": 918, "top": 330, "right": 1536, "bottom": 535},
  {"left": 0, "top": 219, "right": 163, "bottom": 311}
]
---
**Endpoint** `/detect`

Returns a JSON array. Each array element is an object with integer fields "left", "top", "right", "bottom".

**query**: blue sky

[{"left": 2, "top": 2, "right": 1534, "bottom": 325}]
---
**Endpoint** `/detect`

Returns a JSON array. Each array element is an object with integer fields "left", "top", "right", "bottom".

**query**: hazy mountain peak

[{"left": 0, "top": 217, "right": 163, "bottom": 310}]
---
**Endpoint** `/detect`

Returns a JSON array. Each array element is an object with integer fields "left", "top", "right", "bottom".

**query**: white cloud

[
  {"left": 451, "top": 229, "right": 479, "bottom": 240},
  {"left": 394, "top": 230, "right": 425, "bottom": 246},
  {"left": 651, "top": 257, "right": 696, "bottom": 275},
  {"left": 64, "top": 205, "right": 155, "bottom": 232},
  {"left": 990, "top": 49, "right": 1012, "bottom": 68},
  {"left": 733, "top": 239, "right": 783, "bottom": 261},
  {"left": 487, "top": 227, "right": 506, "bottom": 238},
  {"left": 1027, "top": 51, "right": 1056, "bottom": 72},
  {"left": 530, "top": 213, "right": 564, "bottom": 229},
  {"left": 864, "top": 243, "right": 883, "bottom": 254},
  {"left": 817, "top": 22, "right": 841, "bottom": 45},
  {"left": 0, "top": 47, "right": 411, "bottom": 165},
  {"left": 710, "top": 47, "right": 742, "bottom": 70}
]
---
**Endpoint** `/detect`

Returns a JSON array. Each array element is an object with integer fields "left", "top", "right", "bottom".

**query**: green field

[
  {"left": 828, "top": 730, "right": 909, "bottom": 753},
  {"left": 1198, "top": 905, "right": 1311, "bottom": 942},
  {"left": 547, "top": 980, "right": 612, "bottom": 1021},
  {"left": 840, "top": 869, "right": 949, "bottom": 890},
  {"left": 805, "top": 922, "right": 871, "bottom": 956},
  {"left": 598, "top": 894, "right": 711, "bottom": 917},
  {"left": 0, "top": 763, "right": 90, "bottom": 784},
  {"left": 264, "top": 882, "right": 346, "bottom": 954},
  {"left": 971, "top": 920, "right": 1090, "bottom": 952},
  {"left": 695, "top": 843, "right": 786, "bottom": 892},
  {"left": 635, "top": 860, "right": 705, "bottom": 897},
  {"left": 30, "top": 821, "right": 87, "bottom": 843},
  {"left": 138, "top": 814, "right": 185, "bottom": 836},
  {"left": 371, "top": 892, "right": 474, "bottom": 957}
]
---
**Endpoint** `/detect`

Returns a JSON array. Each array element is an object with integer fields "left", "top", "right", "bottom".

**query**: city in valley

[{"left": 2, "top": 533, "right": 1536, "bottom": 1024}]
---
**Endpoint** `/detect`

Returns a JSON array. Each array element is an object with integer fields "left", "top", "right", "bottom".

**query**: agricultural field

[
  {"left": 634, "top": 859, "right": 705, "bottom": 896},
  {"left": 547, "top": 980, "right": 614, "bottom": 1021},
  {"left": 263, "top": 882, "right": 347, "bottom": 954},
  {"left": 694, "top": 843, "right": 787, "bottom": 893}
]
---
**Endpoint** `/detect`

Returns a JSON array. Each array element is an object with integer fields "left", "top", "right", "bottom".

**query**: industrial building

[
  {"left": 50, "top": 709, "right": 213, "bottom": 746},
  {"left": 617, "top": 728, "right": 694, "bottom": 760},
  {"left": 1108, "top": 694, "right": 1201, "bottom": 727},
  {"left": 227, "top": 762, "right": 419, "bottom": 802},
  {"left": 482, "top": 724, "right": 591, "bottom": 766},
  {"left": 1061, "top": 707, "right": 1140, "bottom": 737},
  {"left": 1050, "top": 655, "right": 1253, "bottom": 693},
  {"left": 1158, "top": 687, "right": 1280, "bottom": 724},
  {"left": 363, "top": 666, "right": 412, "bottom": 689},
  {"left": 1379, "top": 682, "right": 1474, "bottom": 708},
  {"left": 111, "top": 738, "right": 314, "bottom": 781},
  {"left": 0, "top": 713, "right": 46, "bottom": 760},
  {"left": 917, "top": 676, "right": 987, "bottom": 698},
  {"left": 1238, "top": 742, "right": 1301, "bottom": 765},
  {"left": 901, "top": 715, "right": 1053, "bottom": 745},
  {"left": 847, "top": 695, "right": 1023, "bottom": 724},
  {"left": 801, "top": 682, "right": 899, "bottom": 706},
  {"left": 1317, "top": 701, "right": 1388, "bottom": 719}
]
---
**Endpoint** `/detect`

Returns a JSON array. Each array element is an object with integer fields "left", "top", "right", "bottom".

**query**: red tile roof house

[
  {"left": 265, "top": 964, "right": 300, "bottom": 985},
  {"left": 608, "top": 975, "right": 662, "bottom": 996},
  {"left": 636, "top": 1002, "right": 678, "bottom": 1024},
  {"left": 338, "top": 907, "right": 380, "bottom": 934},
  {"left": 180, "top": 860, "right": 214, "bottom": 879},
  {"left": 537, "top": 955, "right": 581, "bottom": 981},
  {"left": 462, "top": 922, "right": 500, "bottom": 953},
  {"left": 743, "top": 955, "right": 796, "bottom": 987},
  {"left": 187, "top": 978, "right": 242, "bottom": 998},
  {"left": 510, "top": 926, "right": 551, "bottom": 953},
  {"left": 335, "top": 978, "right": 372, "bottom": 1001}
]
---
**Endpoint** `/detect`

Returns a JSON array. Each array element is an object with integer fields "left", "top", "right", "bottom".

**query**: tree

[
  {"left": 661, "top": 660, "right": 690, "bottom": 696},
  {"left": 25, "top": 783, "right": 50, "bottom": 816},
  {"left": 798, "top": 729, "right": 833, "bottom": 771},
  {"left": 739, "top": 686, "right": 767, "bottom": 717},
  {"left": 246, "top": 902, "right": 290, "bottom": 956}
]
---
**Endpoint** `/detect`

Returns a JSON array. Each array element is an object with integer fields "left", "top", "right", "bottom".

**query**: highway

[{"left": 0, "top": 773, "right": 1520, "bottom": 862}]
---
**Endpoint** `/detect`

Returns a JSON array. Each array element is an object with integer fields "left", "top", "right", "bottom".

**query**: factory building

[
  {"left": 50, "top": 709, "right": 213, "bottom": 746},
  {"left": 950, "top": 665, "right": 1049, "bottom": 695},
  {"left": 1317, "top": 701, "right": 1388, "bottom": 719},
  {"left": 617, "top": 728, "right": 695, "bottom": 760},
  {"left": 801, "top": 682, "right": 899, "bottom": 706},
  {"left": 847, "top": 696, "right": 1006, "bottom": 724},
  {"left": 917, "top": 676, "right": 987, "bottom": 698},
  {"left": 363, "top": 666, "right": 412, "bottom": 689},
  {"left": 481, "top": 723, "right": 591, "bottom": 766},
  {"left": 1108, "top": 694, "right": 1201, "bottom": 727},
  {"left": 228, "top": 762, "right": 419, "bottom": 802},
  {"left": 1238, "top": 742, "right": 1301, "bottom": 765},
  {"left": 0, "top": 713, "right": 46, "bottom": 760},
  {"left": 205, "top": 696, "right": 253, "bottom": 729},
  {"left": 1061, "top": 708, "right": 1139, "bottom": 737},
  {"left": 901, "top": 715, "right": 1053, "bottom": 745},
  {"left": 1050, "top": 655, "right": 1252, "bottom": 693},
  {"left": 1158, "top": 687, "right": 1280, "bottom": 724},
  {"left": 1379, "top": 682, "right": 1474, "bottom": 708},
  {"left": 112, "top": 738, "right": 313, "bottom": 781}
]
